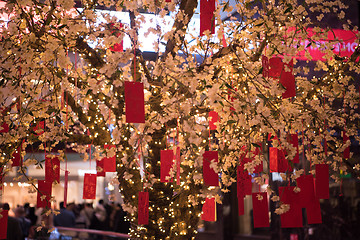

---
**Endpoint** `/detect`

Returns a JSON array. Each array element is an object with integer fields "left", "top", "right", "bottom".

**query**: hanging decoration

[
  {"left": 0, "top": 209, "right": 8, "bottom": 239},
  {"left": 83, "top": 173, "right": 96, "bottom": 200},
  {"left": 36, "top": 180, "right": 52, "bottom": 209},
  {"left": 252, "top": 192, "right": 270, "bottom": 228},
  {"left": 96, "top": 158, "right": 106, "bottom": 177},
  {"left": 124, "top": 81, "right": 145, "bottom": 123},
  {"left": 278, "top": 186, "right": 303, "bottom": 228},
  {"left": 160, "top": 149, "right": 174, "bottom": 183},
  {"left": 102, "top": 144, "right": 117, "bottom": 172},
  {"left": 202, "top": 151, "right": 219, "bottom": 186},
  {"left": 343, "top": 131, "right": 350, "bottom": 159},
  {"left": 208, "top": 111, "right": 218, "bottom": 130},
  {"left": 138, "top": 191, "right": 149, "bottom": 225},
  {"left": 200, "top": 0, "right": 215, "bottom": 36},
  {"left": 315, "top": 164, "right": 330, "bottom": 199},
  {"left": 45, "top": 156, "right": 60, "bottom": 183},
  {"left": 201, "top": 198, "right": 216, "bottom": 222}
]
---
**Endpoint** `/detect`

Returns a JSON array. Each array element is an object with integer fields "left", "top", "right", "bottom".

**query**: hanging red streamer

[
  {"left": 37, "top": 180, "right": 52, "bottom": 209},
  {"left": 83, "top": 173, "right": 96, "bottom": 200},
  {"left": 45, "top": 156, "right": 60, "bottom": 183},
  {"left": 280, "top": 59, "right": 296, "bottom": 99},
  {"left": 237, "top": 163, "right": 252, "bottom": 197},
  {"left": 200, "top": 0, "right": 215, "bottom": 36},
  {"left": 238, "top": 196, "right": 245, "bottom": 216},
  {"left": 124, "top": 81, "right": 145, "bottom": 123},
  {"left": 252, "top": 192, "right": 270, "bottom": 228},
  {"left": 160, "top": 149, "right": 174, "bottom": 183},
  {"left": 278, "top": 186, "right": 303, "bottom": 228},
  {"left": 343, "top": 131, "right": 350, "bottom": 159},
  {"left": 288, "top": 134, "right": 300, "bottom": 163},
  {"left": 103, "top": 144, "right": 116, "bottom": 172},
  {"left": 315, "top": 164, "right": 329, "bottom": 199},
  {"left": 175, "top": 146, "right": 181, "bottom": 185},
  {"left": 0, "top": 209, "right": 8, "bottom": 239},
  {"left": 12, "top": 143, "right": 22, "bottom": 167},
  {"left": 96, "top": 158, "right": 106, "bottom": 177},
  {"left": 269, "top": 147, "right": 291, "bottom": 173},
  {"left": 138, "top": 191, "right": 149, "bottom": 225},
  {"left": 209, "top": 111, "right": 218, "bottom": 130},
  {"left": 201, "top": 198, "right": 216, "bottom": 222},
  {"left": 203, "top": 151, "right": 219, "bottom": 186},
  {"left": 64, "top": 170, "right": 69, "bottom": 207}
]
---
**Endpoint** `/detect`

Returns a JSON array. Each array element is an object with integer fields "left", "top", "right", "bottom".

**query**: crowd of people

[{"left": 0, "top": 200, "right": 130, "bottom": 240}]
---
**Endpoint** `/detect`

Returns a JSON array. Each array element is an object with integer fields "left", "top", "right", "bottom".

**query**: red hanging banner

[
  {"left": 209, "top": 111, "right": 218, "bottom": 130},
  {"left": 279, "top": 186, "right": 303, "bottom": 228},
  {"left": 12, "top": 144, "right": 22, "bottom": 167},
  {"left": 306, "top": 199, "right": 322, "bottom": 224},
  {"left": 96, "top": 158, "right": 105, "bottom": 177},
  {"left": 203, "top": 151, "right": 219, "bottom": 186},
  {"left": 288, "top": 134, "right": 299, "bottom": 163},
  {"left": 268, "top": 57, "right": 283, "bottom": 79},
  {"left": 200, "top": 0, "right": 215, "bottom": 36},
  {"left": 45, "top": 156, "right": 60, "bottom": 183},
  {"left": 201, "top": 198, "right": 217, "bottom": 222},
  {"left": 315, "top": 164, "right": 329, "bottom": 199},
  {"left": 160, "top": 149, "right": 174, "bottom": 183},
  {"left": 37, "top": 180, "right": 52, "bottom": 209},
  {"left": 33, "top": 120, "right": 45, "bottom": 136},
  {"left": 238, "top": 196, "right": 245, "bottom": 216},
  {"left": 138, "top": 191, "right": 149, "bottom": 225},
  {"left": 262, "top": 56, "right": 269, "bottom": 78},
  {"left": 124, "top": 81, "right": 145, "bottom": 123},
  {"left": 83, "top": 173, "right": 96, "bottom": 200},
  {"left": 0, "top": 210, "right": 8, "bottom": 239},
  {"left": 252, "top": 192, "right": 270, "bottom": 228},
  {"left": 0, "top": 122, "right": 9, "bottom": 133},
  {"left": 269, "top": 147, "right": 290, "bottom": 173},
  {"left": 64, "top": 170, "right": 69, "bottom": 207},
  {"left": 296, "top": 175, "right": 316, "bottom": 208},
  {"left": 343, "top": 131, "right": 350, "bottom": 159},
  {"left": 237, "top": 164, "right": 252, "bottom": 197},
  {"left": 280, "top": 59, "right": 296, "bottom": 99},
  {"left": 103, "top": 145, "right": 116, "bottom": 172}
]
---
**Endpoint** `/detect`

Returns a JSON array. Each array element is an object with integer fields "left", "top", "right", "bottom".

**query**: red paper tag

[
  {"left": 203, "top": 151, "right": 219, "bottom": 186},
  {"left": 306, "top": 198, "right": 322, "bottom": 224},
  {"left": 237, "top": 164, "right": 252, "bottom": 197},
  {"left": 37, "top": 180, "right": 52, "bottom": 208},
  {"left": 201, "top": 198, "right": 216, "bottom": 222},
  {"left": 0, "top": 122, "right": 9, "bottom": 133},
  {"left": 160, "top": 149, "right": 174, "bottom": 183},
  {"left": 296, "top": 175, "right": 316, "bottom": 208},
  {"left": 103, "top": 145, "right": 116, "bottom": 172},
  {"left": 238, "top": 196, "right": 244, "bottom": 216},
  {"left": 262, "top": 55, "right": 269, "bottom": 78},
  {"left": 343, "top": 131, "right": 350, "bottom": 159},
  {"left": 280, "top": 59, "right": 296, "bottom": 99},
  {"left": 124, "top": 81, "right": 145, "bottom": 123},
  {"left": 278, "top": 186, "right": 303, "bottom": 228},
  {"left": 268, "top": 57, "right": 283, "bottom": 79},
  {"left": 138, "top": 191, "right": 149, "bottom": 225},
  {"left": 175, "top": 147, "right": 181, "bottom": 185},
  {"left": 269, "top": 147, "right": 290, "bottom": 173},
  {"left": 12, "top": 144, "right": 22, "bottom": 167},
  {"left": 200, "top": 0, "right": 215, "bottom": 36},
  {"left": 83, "top": 173, "right": 96, "bottom": 199},
  {"left": 0, "top": 210, "right": 8, "bottom": 239},
  {"left": 45, "top": 156, "right": 60, "bottom": 183},
  {"left": 64, "top": 170, "right": 69, "bottom": 207},
  {"left": 33, "top": 120, "right": 45, "bottom": 135},
  {"left": 288, "top": 134, "right": 299, "bottom": 163},
  {"left": 315, "top": 164, "right": 329, "bottom": 199},
  {"left": 252, "top": 192, "right": 269, "bottom": 228},
  {"left": 96, "top": 158, "right": 105, "bottom": 177},
  {"left": 209, "top": 111, "right": 218, "bottom": 130}
]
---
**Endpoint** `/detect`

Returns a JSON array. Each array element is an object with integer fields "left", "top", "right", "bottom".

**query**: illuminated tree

[{"left": 0, "top": 0, "right": 360, "bottom": 239}]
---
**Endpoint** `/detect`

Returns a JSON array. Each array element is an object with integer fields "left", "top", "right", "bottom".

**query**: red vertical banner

[
  {"left": 209, "top": 111, "right": 218, "bottom": 130},
  {"left": 83, "top": 173, "right": 96, "bottom": 200},
  {"left": 252, "top": 192, "right": 270, "bottom": 228},
  {"left": 280, "top": 59, "right": 296, "bottom": 99},
  {"left": 315, "top": 164, "right": 329, "bottom": 199},
  {"left": 12, "top": 144, "right": 22, "bottom": 167},
  {"left": 296, "top": 175, "right": 316, "bottom": 208},
  {"left": 203, "top": 151, "right": 219, "bottom": 186},
  {"left": 238, "top": 196, "right": 245, "bottom": 216},
  {"left": 33, "top": 120, "right": 45, "bottom": 135},
  {"left": 160, "top": 150, "right": 174, "bottom": 183},
  {"left": 0, "top": 210, "right": 8, "bottom": 239},
  {"left": 279, "top": 186, "right": 303, "bottom": 228},
  {"left": 201, "top": 198, "right": 216, "bottom": 222},
  {"left": 269, "top": 147, "right": 290, "bottom": 173},
  {"left": 307, "top": 199, "right": 322, "bottom": 224},
  {"left": 237, "top": 164, "right": 252, "bottom": 197},
  {"left": 64, "top": 170, "right": 69, "bottom": 207},
  {"left": 200, "top": 0, "right": 215, "bottom": 36},
  {"left": 37, "top": 180, "right": 52, "bottom": 209},
  {"left": 103, "top": 145, "right": 116, "bottom": 172},
  {"left": 343, "top": 131, "right": 350, "bottom": 159},
  {"left": 289, "top": 134, "right": 299, "bottom": 163},
  {"left": 45, "top": 156, "right": 60, "bottom": 183},
  {"left": 138, "top": 191, "right": 149, "bottom": 225},
  {"left": 124, "top": 82, "right": 145, "bottom": 123},
  {"left": 96, "top": 158, "right": 105, "bottom": 177},
  {"left": 0, "top": 122, "right": 9, "bottom": 133},
  {"left": 175, "top": 147, "right": 181, "bottom": 185},
  {"left": 268, "top": 57, "right": 283, "bottom": 79}
]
